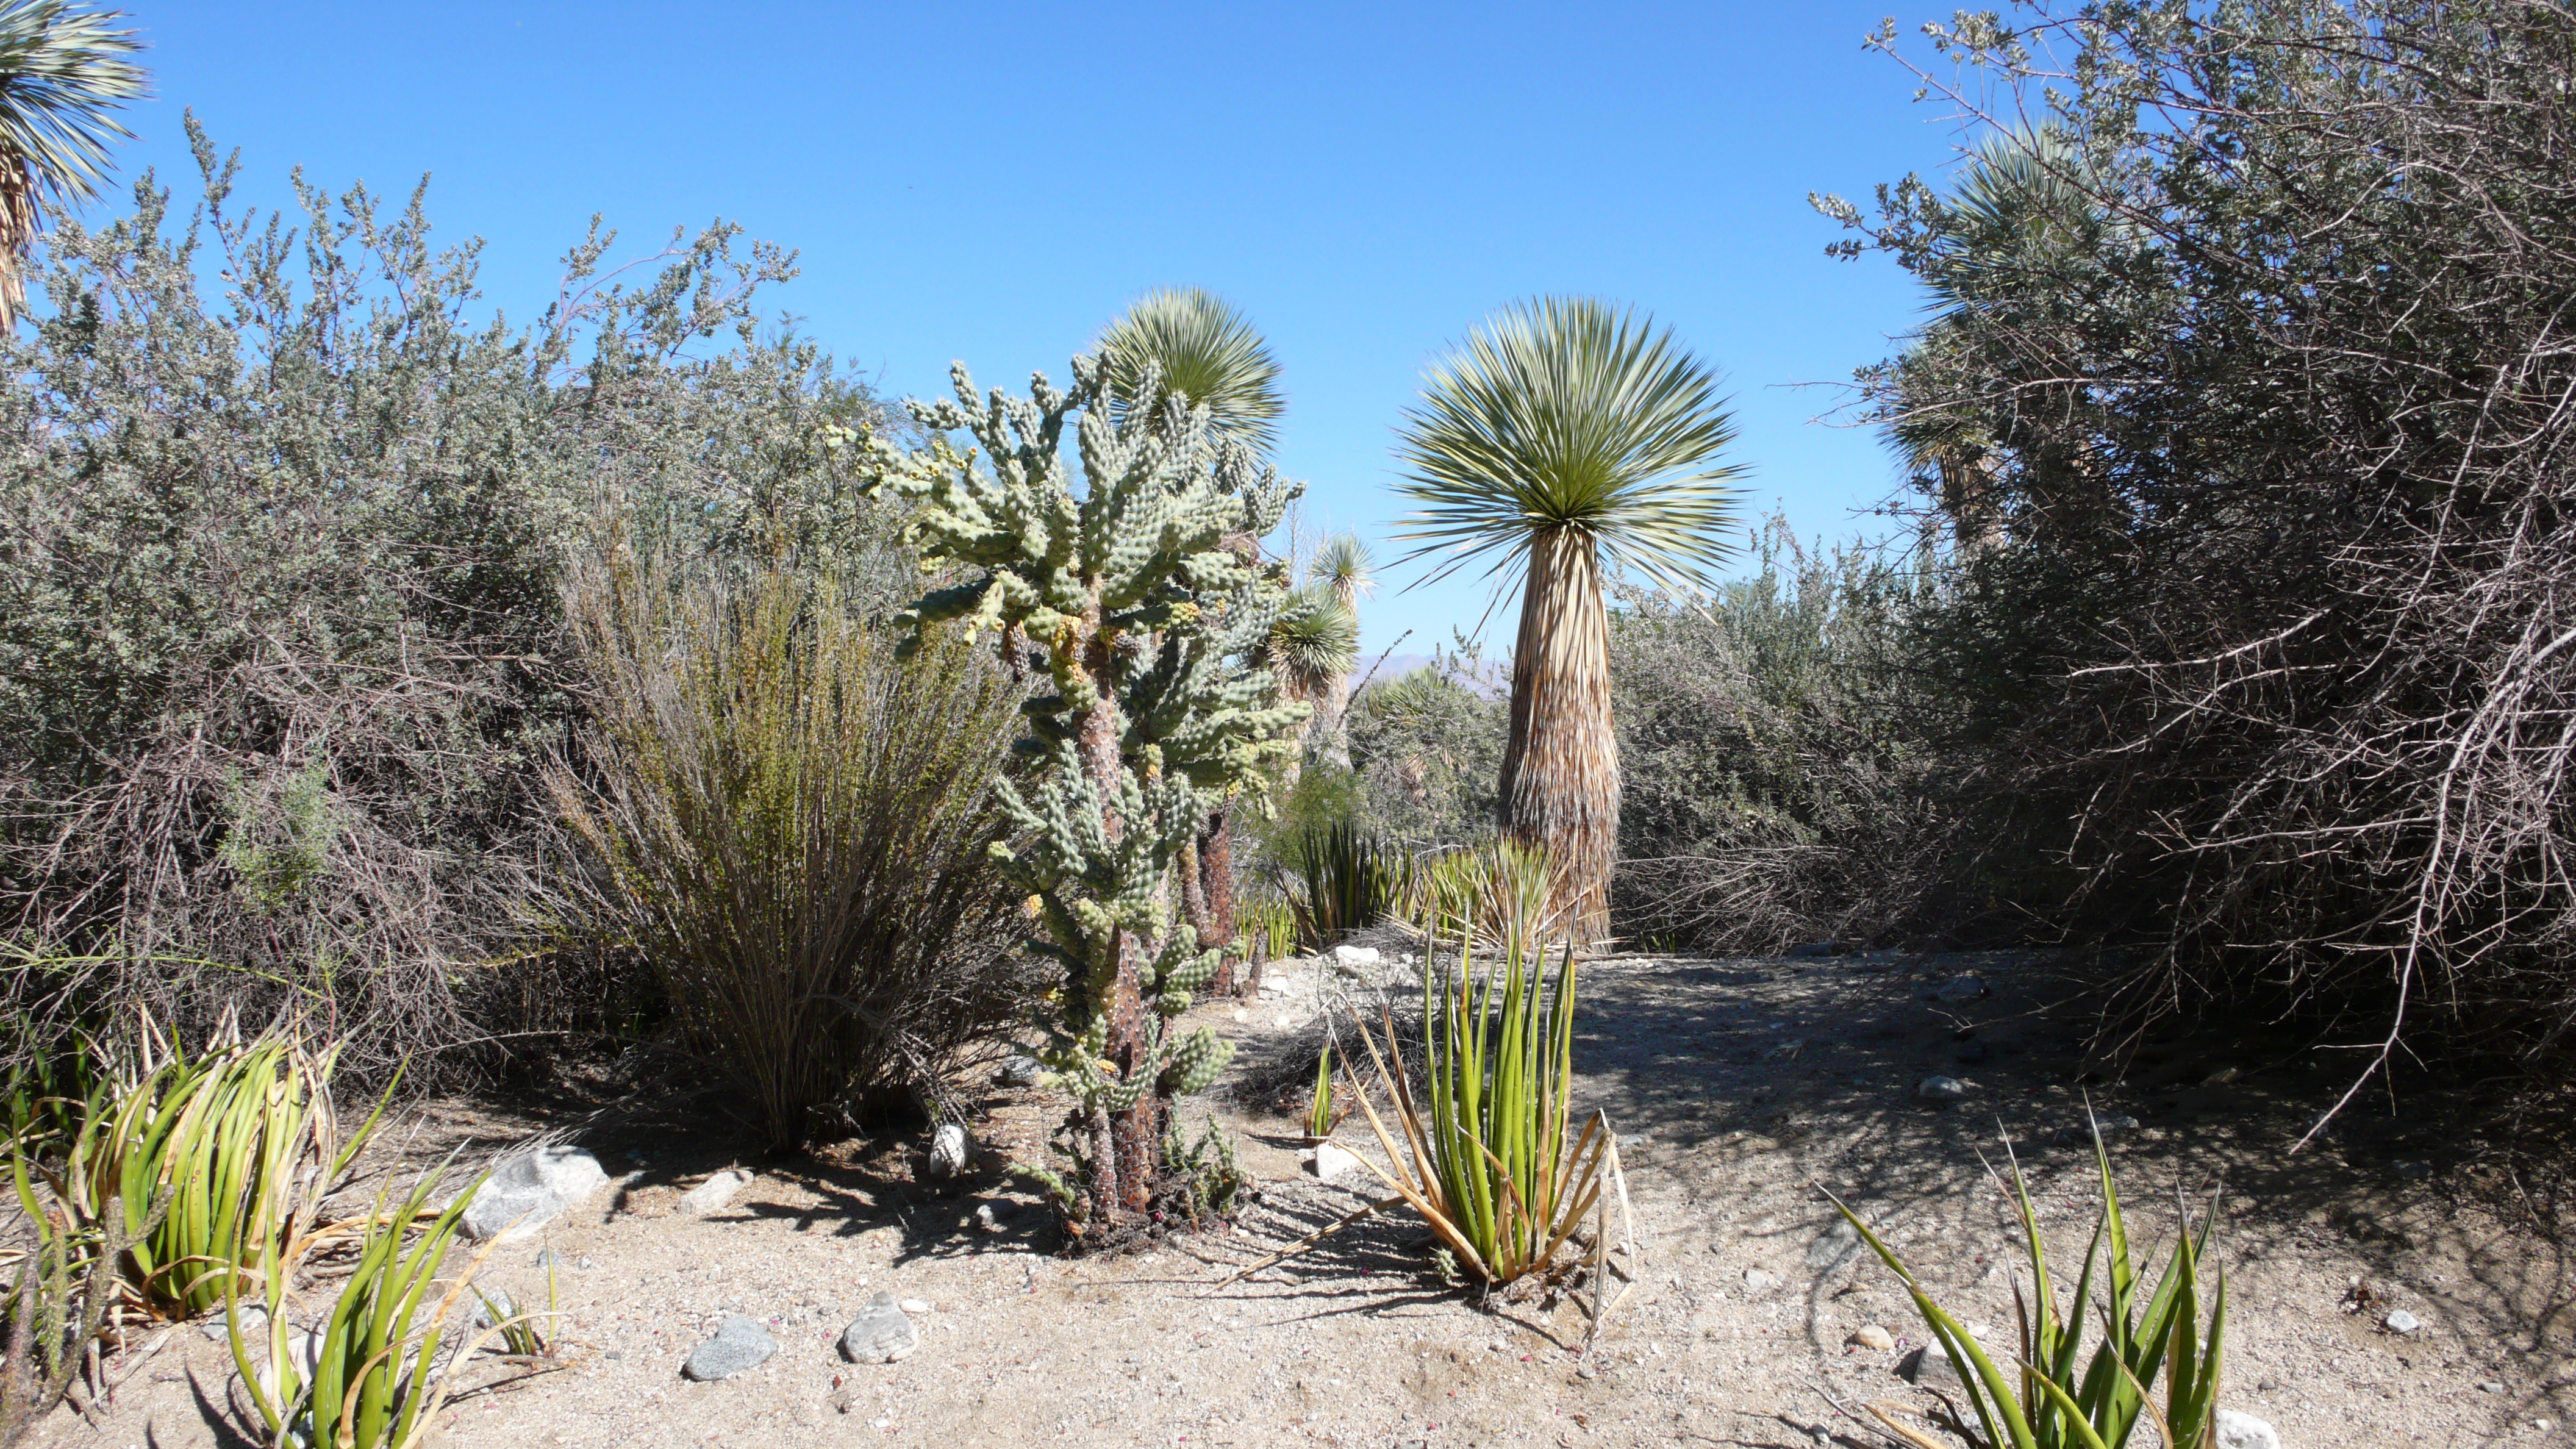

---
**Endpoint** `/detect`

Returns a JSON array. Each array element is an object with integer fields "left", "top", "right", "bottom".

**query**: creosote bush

[{"left": 551, "top": 551, "right": 1031, "bottom": 1150}]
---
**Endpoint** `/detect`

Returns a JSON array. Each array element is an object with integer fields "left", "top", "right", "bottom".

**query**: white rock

[
  {"left": 2214, "top": 1409, "right": 2283, "bottom": 1449},
  {"left": 2383, "top": 1308, "right": 2423, "bottom": 1334},
  {"left": 1333, "top": 945, "right": 1381, "bottom": 968},
  {"left": 1742, "top": 1268, "right": 1782, "bottom": 1293},
  {"left": 1847, "top": 1325, "right": 1895, "bottom": 1351},
  {"left": 1917, "top": 1075, "right": 1970, "bottom": 1102},
  {"left": 677, "top": 1168, "right": 753, "bottom": 1215},
  {"left": 459, "top": 1145, "right": 610, "bottom": 1242},
  {"left": 1303, "top": 1143, "right": 1362, "bottom": 1182},
  {"left": 927, "top": 1123, "right": 974, "bottom": 1178},
  {"left": 898, "top": 1298, "right": 931, "bottom": 1314}
]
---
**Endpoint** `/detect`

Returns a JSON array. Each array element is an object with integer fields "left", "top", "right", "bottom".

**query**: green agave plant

[
  {"left": 1278, "top": 820, "right": 1408, "bottom": 949},
  {"left": 1822, "top": 1121, "right": 2228, "bottom": 1449},
  {"left": 1343, "top": 928, "right": 1625, "bottom": 1293},
  {"left": 227, "top": 1163, "right": 503, "bottom": 1449},
  {"left": 35, "top": 1019, "right": 376, "bottom": 1318}
]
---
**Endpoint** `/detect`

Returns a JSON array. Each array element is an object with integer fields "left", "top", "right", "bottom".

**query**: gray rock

[
  {"left": 201, "top": 1304, "right": 268, "bottom": 1342},
  {"left": 2214, "top": 1409, "right": 2283, "bottom": 1449},
  {"left": 1917, "top": 1075, "right": 1971, "bottom": 1102},
  {"left": 994, "top": 1054, "right": 1043, "bottom": 1087},
  {"left": 2393, "top": 1159, "right": 2433, "bottom": 1181},
  {"left": 459, "top": 1145, "right": 610, "bottom": 1243},
  {"left": 471, "top": 1289, "right": 515, "bottom": 1330},
  {"left": 1806, "top": 1219, "right": 1862, "bottom": 1270},
  {"left": 2382, "top": 1308, "right": 2423, "bottom": 1334},
  {"left": 973, "top": 1198, "right": 1021, "bottom": 1232},
  {"left": 1900, "top": 1342, "right": 1964, "bottom": 1387},
  {"left": 926, "top": 1123, "right": 973, "bottom": 1178},
  {"left": 839, "top": 1292, "right": 920, "bottom": 1364},
  {"left": 682, "top": 1315, "right": 776, "bottom": 1381},
  {"left": 1935, "top": 976, "right": 1989, "bottom": 1005},
  {"left": 678, "top": 1167, "right": 754, "bottom": 1215},
  {"left": 1741, "top": 1268, "right": 1783, "bottom": 1293}
]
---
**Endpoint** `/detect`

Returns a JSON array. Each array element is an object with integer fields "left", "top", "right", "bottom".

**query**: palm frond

[
  {"left": 1392, "top": 296, "right": 1742, "bottom": 593},
  {"left": 1095, "top": 285, "right": 1286, "bottom": 453},
  {"left": 0, "top": 1, "right": 146, "bottom": 324}
]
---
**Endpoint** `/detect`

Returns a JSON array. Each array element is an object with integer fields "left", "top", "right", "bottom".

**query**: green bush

[
  {"left": 0, "top": 119, "right": 900, "bottom": 1081},
  {"left": 552, "top": 553, "right": 1032, "bottom": 1149},
  {"left": 1608, "top": 523, "right": 1956, "bottom": 951}
]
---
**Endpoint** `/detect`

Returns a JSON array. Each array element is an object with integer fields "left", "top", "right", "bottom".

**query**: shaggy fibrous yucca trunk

[{"left": 1498, "top": 528, "right": 1617, "bottom": 948}]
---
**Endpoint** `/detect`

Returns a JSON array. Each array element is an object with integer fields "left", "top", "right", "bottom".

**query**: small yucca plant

[
  {"left": 1279, "top": 820, "right": 1408, "bottom": 948},
  {"left": 227, "top": 1165, "right": 499, "bottom": 1449},
  {"left": 1342, "top": 926, "right": 1631, "bottom": 1298},
  {"left": 1303, "top": 1042, "right": 1339, "bottom": 1141},
  {"left": 38, "top": 1017, "right": 370, "bottom": 1318},
  {"left": 1401, "top": 838, "right": 1559, "bottom": 951},
  {"left": 1822, "top": 1120, "right": 2228, "bottom": 1449},
  {"left": 1242, "top": 895, "right": 1298, "bottom": 964}
]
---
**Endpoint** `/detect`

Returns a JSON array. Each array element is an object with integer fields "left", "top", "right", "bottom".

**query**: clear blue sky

[{"left": 106, "top": 2, "right": 1970, "bottom": 656}]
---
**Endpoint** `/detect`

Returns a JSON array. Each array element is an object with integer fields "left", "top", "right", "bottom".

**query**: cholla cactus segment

[{"left": 861, "top": 345, "right": 1306, "bottom": 1212}]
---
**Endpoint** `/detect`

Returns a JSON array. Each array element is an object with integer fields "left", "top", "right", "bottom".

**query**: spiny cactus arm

[{"left": 1159, "top": 1027, "right": 1234, "bottom": 1097}]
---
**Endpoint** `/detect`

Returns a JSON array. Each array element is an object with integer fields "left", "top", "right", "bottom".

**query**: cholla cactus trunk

[
  {"left": 858, "top": 356, "right": 1304, "bottom": 1222},
  {"left": 1199, "top": 807, "right": 1237, "bottom": 995},
  {"left": 1498, "top": 527, "right": 1617, "bottom": 949}
]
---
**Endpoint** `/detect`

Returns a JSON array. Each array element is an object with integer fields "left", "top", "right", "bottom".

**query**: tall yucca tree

[
  {"left": 1264, "top": 583, "right": 1359, "bottom": 740},
  {"left": 1303, "top": 532, "right": 1376, "bottom": 770},
  {"left": 1394, "top": 297, "right": 1741, "bottom": 947},
  {"left": 0, "top": 1, "right": 146, "bottom": 328},
  {"left": 1096, "top": 285, "right": 1286, "bottom": 454},
  {"left": 1097, "top": 285, "right": 1290, "bottom": 973}
]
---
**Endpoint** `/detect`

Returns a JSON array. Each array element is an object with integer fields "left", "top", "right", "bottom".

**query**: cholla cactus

[{"left": 861, "top": 354, "right": 1304, "bottom": 1220}]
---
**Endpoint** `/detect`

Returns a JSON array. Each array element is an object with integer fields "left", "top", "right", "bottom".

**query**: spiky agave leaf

[
  {"left": 0, "top": 1, "right": 146, "bottom": 324},
  {"left": 1095, "top": 286, "right": 1286, "bottom": 454},
  {"left": 1390, "top": 296, "right": 1742, "bottom": 594}
]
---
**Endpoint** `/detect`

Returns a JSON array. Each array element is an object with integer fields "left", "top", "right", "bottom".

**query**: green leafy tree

[
  {"left": 859, "top": 354, "right": 1303, "bottom": 1223},
  {"left": 0, "top": 1, "right": 145, "bottom": 327},
  {"left": 1392, "top": 296, "right": 1742, "bottom": 946}
]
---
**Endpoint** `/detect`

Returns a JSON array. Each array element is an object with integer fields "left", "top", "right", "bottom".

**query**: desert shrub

[
  {"left": 0, "top": 118, "right": 897, "bottom": 1079},
  {"left": 1819, "top": 1, "right": 2576, "bottom": 1090},
  {"left": 1608, "top": 524, "right": 1956, "bottom": 952},
  {"left": 551, "top": 552, "right": 1032, "bottom": 1150},
  {"left": 1347, "top": 650, "right": 1506, "bottom": 850}
]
